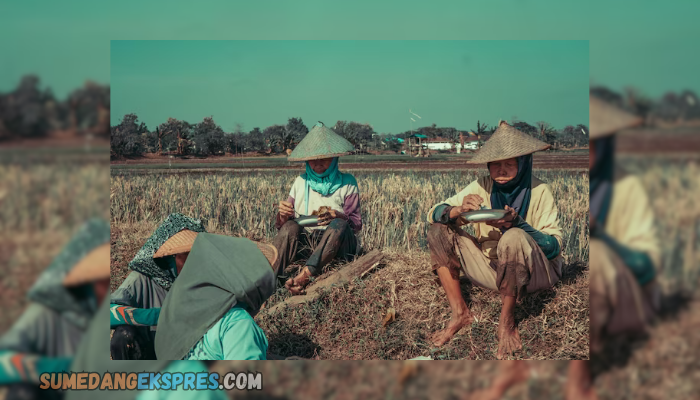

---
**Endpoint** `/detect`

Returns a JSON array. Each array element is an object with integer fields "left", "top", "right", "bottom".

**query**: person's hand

[
  {"left": 278, "top": 200, "right": 294, "bottom": 221},
  {"left": 486, "top": 205, "right": 518, "bottom": 230},
  {"left": 458, "top": 194, "right": 484, "bottom": 214},
  {"left": 317, "top": 209, "right": 347, "bottom": 226}
]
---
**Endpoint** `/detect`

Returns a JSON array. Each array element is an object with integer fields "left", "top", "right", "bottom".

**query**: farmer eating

[
  {"left": 154, "top": 232, "right": 278, "bottom": 360},
  {"left": 426, "top": 120, "right": 563, "bottom": 359},
  {"left": 273, "top": 122, "right": 363, "bottom": 295}
]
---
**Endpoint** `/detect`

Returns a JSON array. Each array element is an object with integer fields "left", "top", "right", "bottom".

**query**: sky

[
  {"left": 109, "top": 40, "right": 588, "bottom": 133},
  {"left": 1, "top": 0, "right": 698, "bottom": 105}
]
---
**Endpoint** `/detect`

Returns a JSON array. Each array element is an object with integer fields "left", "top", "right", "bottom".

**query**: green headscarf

[
  {"left": 155, "top": 234, "right": 276, "bottom": 360},
  {"left": 302, "top": 157, "right": 344, "bottom": 215}
]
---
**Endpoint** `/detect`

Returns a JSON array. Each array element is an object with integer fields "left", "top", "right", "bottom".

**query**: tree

[
  {"left": 0, "top": 75, "right": 51, "bottom": 138},
  {"left": 265, "top": 124, "right": 288, "bottom": 153},
  {"left": 111, "top": 113, "right": 147, "bottom": 157},
  {"left": 192, "top": 116, "right": 225, "bottom": 155},
  {"left": 512, "top": 121, "right": 538, "bottom": 136},
  {"left": 474, "top": 120, "right": 490, "bottom": 148},
  {"left": 247, "top": 127, "right": 266, "bottom": 152},
  {"left": 535, "top": 121, "right": 557, "bottom": 145},
  {"left": 333, "top": 121, "right": 374, "bottom": 150},
  {"left": 285, "top": 117, "right": 309, "bottom": 149}
]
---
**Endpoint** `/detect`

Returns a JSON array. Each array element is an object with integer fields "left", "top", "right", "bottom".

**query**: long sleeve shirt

[
  {"left": 428, "top": 175, "right": 564, "bottom": 274},
  {"left": 275, "top": 173, "right": 363, "bottom": 233}
]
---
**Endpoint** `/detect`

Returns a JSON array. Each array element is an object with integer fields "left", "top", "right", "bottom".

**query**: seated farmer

[
  {"left": 467, "top": 98, "right": 663, "bottom": 400},
  {"left": 426, "top": 121, "right": 563, "bottom": 359},
  {"left": 155, "top": 231, "right": 278, "bottom": 360},
  {"left": 110, "top": 213, "right": 206, "bottom": 360},
  {"left": 0, "top": 219, "right": 110, "bottom": 358},
  {"left": 274, "top": 122, "right": 363, "bottom": 295},
  {"left": 1, "top": 231, "right": 110, "bottom": 400},
  {"left": 566, "top": 96, "right": 661, "bottom": 398}
]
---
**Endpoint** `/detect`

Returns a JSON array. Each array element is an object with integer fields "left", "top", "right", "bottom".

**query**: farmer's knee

[
  {"left": 427, "top": 223, "right": 451, "bottom": 251},
  {"left": 497, "top": 228, "right": 527, "bottom": 257},
  {"left": 279, "top": 220, "right": 302, "bottom": 237},
  {"left": 327, "top": 218, "right": 349, "bottom": 232}
]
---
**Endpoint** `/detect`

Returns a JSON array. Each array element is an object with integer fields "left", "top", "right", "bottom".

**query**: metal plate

[
  {"left": 294, "top": 215, "right": 320, "bottom": 227},
  {"left": 461, "top": 209, "right": 509, "bottom": 223}
]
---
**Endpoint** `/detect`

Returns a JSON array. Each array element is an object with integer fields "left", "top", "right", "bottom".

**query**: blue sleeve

[
  {"left": 597, "top": 231, "right": 656, "bottom": 285},
  {"left": 219, "top": 310, "right": 268, "bottom": 361},
  {"left": 110, "top": 305, "right": 161, "bottom": 328},
  {"left": 432, "top": 204, "right": 456, "bottom": 224},
  {"left": 511, "top": 216, "right": 561, "bottom": 260},
  {"left": 0, "top": 350, "right": 72, "bottom": 385}
]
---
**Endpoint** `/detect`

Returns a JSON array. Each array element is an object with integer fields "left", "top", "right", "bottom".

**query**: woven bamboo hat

[
  {"left": 153, "top": 229, "right": 278, "bottom": 267},
  {"left": 287, "top": 121, "right": 355, "bottom": 162},
  {"left": 589, "top": 96, "right": 643, "bottom": 139},
  {"left": 468, "top": 120, "right": 551, "bottom": 164},
  {"left": 63, "top": 243, "right": 111, "bottom": 287}
]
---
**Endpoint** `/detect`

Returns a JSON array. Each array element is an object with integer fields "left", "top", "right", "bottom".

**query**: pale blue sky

[
  {"left": 110, "top": 40, "right": 588, "bottom": 133},
  {"left": 1, "top": 0, "right": 698, "bottom": 102}
]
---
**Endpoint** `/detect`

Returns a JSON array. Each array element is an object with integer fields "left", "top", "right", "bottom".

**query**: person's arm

[
  {"left": 110, "top": 305, "right": 161, "bottom": 329},
  {"left": 342, "top": 178, "right": 362, "bottom": 232},
  {"left": 595, "top": 229, "right": 656, "bottom": 285},
  {"left": 432, "top": 204, "right": 459, "bottom": 225},
  {"left": 220, "top": 311, "right": 268, "bottom": 360},
  {"left": 511, "top": 215, "right": 561, "bottom": 260},
  {"left": 275, "top": 196, "right": 295, "bottom": 230},
  {"left": 0, "top": 350, "right": 72, "bottom": 385}
]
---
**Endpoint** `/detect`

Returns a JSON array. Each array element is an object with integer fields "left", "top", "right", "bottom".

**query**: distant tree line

[
  {"left": 111, "top": 114, "right": 312, "bottom": 158},
  {"left": 591, "top": 86, "right": 700, "bottom": 125},
  {"left": 0, "top": 75, "right": 109, "bottom": 141},
  {"left": 111, "top": 112, "right": 591, "bottom": 159}
]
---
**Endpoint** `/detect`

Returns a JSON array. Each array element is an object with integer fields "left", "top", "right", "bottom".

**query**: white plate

[
  {"left": 461, "top": 209, "right": 509, "bottom": 223},
  {"left": 294, "top": 215, "right": 320, "bottom": 227}
]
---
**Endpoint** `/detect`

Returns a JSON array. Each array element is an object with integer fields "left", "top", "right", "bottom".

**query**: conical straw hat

[
  {"left": 255, "top": 242, "right": 278, "bottom": 268},
  {"left": 153, "top": 229, "right": 199, "bottom": 258},
  {"left": 288, "top": 122, "right": 355, "bottom": 161},
  {"left": 589, "top": 96, "right": 643, "bottom": 139},
  {"left": 63, "top": 243, "right": 111, "bottom": 287},
  {"left": 468, "top": 121, "right": 550, "bottom": 164}
]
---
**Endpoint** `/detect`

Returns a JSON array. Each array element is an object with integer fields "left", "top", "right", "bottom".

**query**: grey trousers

[{"left": 272, "top": 219, "right": 358, "bottom": 277}]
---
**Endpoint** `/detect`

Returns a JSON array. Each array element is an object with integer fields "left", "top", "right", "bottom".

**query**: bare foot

[
  {"left": 429, "top": 311, "right": 474, "bottom": 347},
  {"left": 565, "top": 383, "right": 599, "bottom": 400},
  {"left": 465, "top": 361, "right": 530, "bottom": 400},
  {"left": 496, "top": 312, "right": 522, "bottom": 359},
  {"left": 285, "top": 267, "right": 312, "bottom": 295}
]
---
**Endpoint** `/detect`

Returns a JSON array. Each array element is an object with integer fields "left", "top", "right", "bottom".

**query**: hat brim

[
  {"left": 288, "top": 151, "right": 352, "bottom": 162},
  {"left": 255, "top": 242, "right": 278, "bottom": 267},
  {"left": 153, "top": 229, "right": 199, "bottom": 258},
  {"left": 63, "top": 243, "right": 111, "bottom": 287}
]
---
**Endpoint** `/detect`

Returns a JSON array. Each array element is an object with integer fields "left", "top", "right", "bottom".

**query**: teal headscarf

[{"left": 302, "top": 157, "right": 344, "bottom": 215}]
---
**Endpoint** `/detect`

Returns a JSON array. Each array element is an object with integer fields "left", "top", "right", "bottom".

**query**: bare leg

[
  {"left": 466, "top": 361, "right": 530, "bottom": 400},
  {"left": 497, "top": 294, "right": 522, "bottom": 360},
  {"left": 429, "top": 266, "right": 474, "bottom": 347},
  {"left": 565, "top": 361, "right": 598, "bottom": 400}
]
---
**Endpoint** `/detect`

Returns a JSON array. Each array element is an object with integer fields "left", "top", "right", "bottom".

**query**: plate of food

[
  {"left": 294, "top": 215, "right": 321, "bottom": 227},
  {"left": 460, "top": 209, "right": 509, "bottom": 223}
]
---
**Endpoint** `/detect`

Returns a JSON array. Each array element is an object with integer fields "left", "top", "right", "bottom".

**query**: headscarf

[
  {"left": 155, "top": 234, "right": 276, "bottom": 360},
  {"left": 27, "top": 218, "right": 110, "bottom": 329},
  {"left": 302, "top": 157, "right": 344, "bottom": 215},
  {"left": 590, "top": 135, "right": 616, "bottom": 229},
  {"left": 488, "top": 154, "right": 533, "bottom": 220},
  {"left": 128, "top": 213, "right": 206, "bottom": 290}
]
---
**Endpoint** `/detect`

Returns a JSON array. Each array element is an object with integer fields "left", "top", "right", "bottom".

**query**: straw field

[
  {"left": 0, "top": 163, "right": 109, "bottom": 333},
  {"left": 110, "top": 168, "right": 590, "bottom": 360}
]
